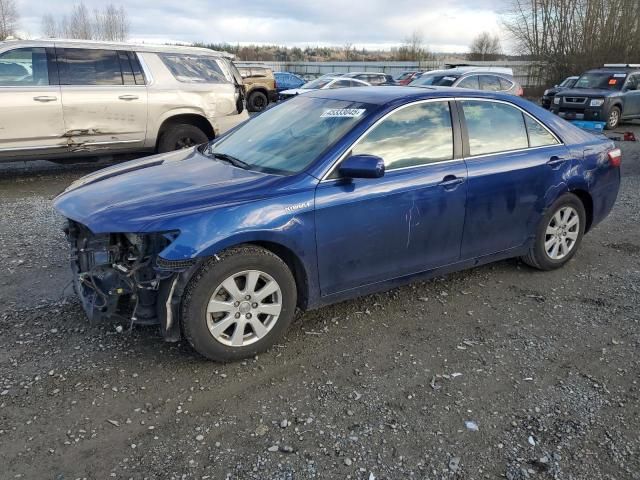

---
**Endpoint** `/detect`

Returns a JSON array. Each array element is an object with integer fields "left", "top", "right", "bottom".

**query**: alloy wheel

[
  {"left": 544, "top": 206, "right": 580, "bottom": 260},
  {"left": 206, "top": 270, "right": 282, "bottom": 347},
  {"left": 609, "top": 109, "right": 620, "bottom": 128}
]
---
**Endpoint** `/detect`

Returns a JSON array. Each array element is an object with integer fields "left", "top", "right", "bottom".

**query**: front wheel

[
  {"left": 606, "top": 106, "right": 621, "bottom": 130},
  {"left": 247, "top": 91, "right": 268, "bottom": 112},
  {"left": 521, "top": 193, "right": 586, "bottom": 270},
  {"left": 181, "top": 246, "right": 297, "bottom": 361}
]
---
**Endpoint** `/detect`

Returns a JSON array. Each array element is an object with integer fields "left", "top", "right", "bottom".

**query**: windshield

[
  {"left": 410, "top": 73, "right": 460, "bottom": 87},
  {"left": 574, "top": 72, "right": 626, "bottom": 90},
  {"left": 207, "top": 96, "right": 373, "bottom": 175},
  {"left": 560, "top": 77, "right": 577, "bottom": 88},
  {"left": 301, "top": 77, "right": 333, "bottom": 89}
]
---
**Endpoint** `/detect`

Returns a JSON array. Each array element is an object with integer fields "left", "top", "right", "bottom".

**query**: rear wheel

[
  {"left": 247, "top": 91, "right": 268, "bottom": 112},
  {"left": 158, "top": 123, "right": 209, "bottom": 153},
  {"left": 606, "top": 106, "right": 621, "bottom": 130},
  {"left": 521, "top": 193, "right": 586, "bottom": 270},
  {"left": 181, "top": 246, "right": 297, "bottom": 361}
]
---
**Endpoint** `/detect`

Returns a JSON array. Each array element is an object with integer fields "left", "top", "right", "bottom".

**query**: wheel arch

[
  {"left": 568, "top": 188, "right": 594, "bottom": 232},
  {"left": 156, "top": 113, "right": 215, "bottom": 150}
]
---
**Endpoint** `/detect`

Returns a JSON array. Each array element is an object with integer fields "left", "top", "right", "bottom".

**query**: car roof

[
  {"left": 0, "top": 38, "right": 235, "bottom": 58},
  {"left": 305, "top": 85, "right": 505, "bottom": 105},
  {"left": 586, "top": 67, "right": 639, "bottom": 74}
]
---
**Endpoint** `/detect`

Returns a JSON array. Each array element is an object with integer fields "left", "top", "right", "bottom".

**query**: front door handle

[
  {"left": 547, "top": 155, "right": 568, "bottom": 168},
  {"left": 118, "top": 95, "right": 139, "bottom": 101},
  {"left": 33, "top": 96, "right": 57, "bottom": 102},
  {"left": 438, "top": 175, "right": 465, "bottom": 189}
]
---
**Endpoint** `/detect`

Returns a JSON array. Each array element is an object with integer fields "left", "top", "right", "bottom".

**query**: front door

[
  {"left": 622, "top": 74, "right": 640, "bottom": 118},
  {"left": 315, "top": 100, "right": 468, "bottom": 296},
  {"left": 0, "top": 46, "right": 67, "bottom": 159},
  {"left": 56, "top": 47, "right": 148, "bottom": 152},
  {"left": 458, "top": 99, "right": 574, "bottom": 259}
]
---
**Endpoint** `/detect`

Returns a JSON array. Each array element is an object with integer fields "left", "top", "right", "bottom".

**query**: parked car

[
  {"left": 410, "top": 67, "right": 523, "bottom": 96},
  {"left": 237, "top": 66, "right": 278, "bottom": 112},
  {"left": 0, "top": 39, "right": 248, "bottom": 162},
  {"left": 54, "top": 86, "right": 621, "bottom": 361},
  {"left": 274, "top": 71, "right": 305, "bottom": 92},
  {"left": 550, "top": 64, "right": 640, "bottom": 129},
  {"left": 279, "top": 76, "right": 370, "bottom": 100},
  {"left": 541, "top": 75, "right": 579, "bottom": 109},
  {"left": 395, "top": 70, "right": 423, "bottom": 85},
  {"left": 342, "top": 72, "right": 396, "bottom": 85}
]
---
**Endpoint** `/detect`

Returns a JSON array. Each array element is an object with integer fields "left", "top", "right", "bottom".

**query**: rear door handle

[
  {"left": 547, "top": 155, "right": 568, "bottom": 168},
  {"left": 33, "top": 96, "right": 57, "bottom": 102},
  {"left": 438, "top": 175, "right": 465, "bottom": 189},
  {"left": 118, "top": 95, "right": 139, "bottom": 101}
]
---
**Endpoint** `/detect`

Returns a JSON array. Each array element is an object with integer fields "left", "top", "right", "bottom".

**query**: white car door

[
  {"left": 0, "top": 44, "right": 67, "bottom": 159},
  {"left": 56, "top": 46, "right": 148, "bottom": 152}
]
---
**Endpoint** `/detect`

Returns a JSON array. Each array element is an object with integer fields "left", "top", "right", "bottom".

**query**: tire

[
  {"left": 247, "top": 91, "right": 268, "bottom": 112},
  {"left": 605, "top": 106, "right": 621, "bottom": 130},
  {"left": 521, "top": 193, "right": 586, "bottom": 271},
  {"left": 181, "top": 245, "right": 297, "bottom": 361},
  {"left": 157, "top": 123, "right": 209, "bottom": 153}
]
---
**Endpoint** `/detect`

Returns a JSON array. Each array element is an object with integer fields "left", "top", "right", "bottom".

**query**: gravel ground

[{"left": 1, "top": 132, "right": 639, "bottom": 480}]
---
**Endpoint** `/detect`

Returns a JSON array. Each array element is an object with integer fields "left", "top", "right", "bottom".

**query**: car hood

[
  {"left": 556, "top": 88, "right": 616, "bottom": 98},
  {"left": 53, "top": 148, "right": 288, "bottom": 233}
]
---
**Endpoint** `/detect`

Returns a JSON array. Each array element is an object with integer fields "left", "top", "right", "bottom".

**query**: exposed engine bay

[{"left": 64, "top": 220, "right": 196, "bottom": 340}]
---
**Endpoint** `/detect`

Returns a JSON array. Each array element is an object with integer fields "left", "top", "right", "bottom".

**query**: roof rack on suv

[{"left": 603, "top": 64, "right": 640, "bottom": 68}]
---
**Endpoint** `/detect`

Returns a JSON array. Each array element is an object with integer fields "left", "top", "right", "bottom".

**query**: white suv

[{"left": 0, "top": 39, "right": 249, "bottom": 162}]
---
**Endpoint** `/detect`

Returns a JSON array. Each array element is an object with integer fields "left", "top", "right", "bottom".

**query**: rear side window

[
  {"left": 58, "top": 48, "right": 123, "bottom": 85},
  {"left": 352, "top": 101, "right": 453, "bottom": 170},
  {"left": 461, "top": 100, "right": 528, "bottom": 155},
  {"left": 479, "top": 75, "right": 502, "bottom": 91},
  {"left": 0, "top": 47, "right": 49, "bottom": 86},
  {"left": 457, "top": 75, "right": 479, "bottom": 89},
  {"left": 160, "top": 54, "right": 226, "bottom": 83},
  {"left": 499, "top": 77, "right": 513, "bottom": 90},
  {"left": 525, "top": 115, "right": 559, "bottom": 147}
]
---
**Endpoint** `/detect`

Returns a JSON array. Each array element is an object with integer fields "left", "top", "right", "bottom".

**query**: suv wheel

[
  {"left": 181, "top": 245, "right": 297, "bottom": 361},
  {"left": 248, "top": 91, "right": 268, "bottom": 112},
  {"left": 521, "top": 193, "right": 586, "bottom": 270},
  {"left": 606, "top": 106, "right": 621, "bottom": 130},
  {"left": 158, "top": 123, "right": 209, "bottom": 153}
]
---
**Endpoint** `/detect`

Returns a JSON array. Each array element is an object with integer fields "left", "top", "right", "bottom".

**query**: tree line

[{"left": 504, "top": 0, "right": 640, "bottom": 84}]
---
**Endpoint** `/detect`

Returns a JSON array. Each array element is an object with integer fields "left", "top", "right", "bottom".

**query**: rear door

[
  {"left": 56, "top": 47, "right": 148, "bottom": 152},
  {"left": 315, "top": 100, "right": 468, "bottom": 295},
  {"left": 0, "top": 45, "right": 67, "bottom": 159},
  {"left": 458, "top": 99, "right": 572, "bottom": 258}
]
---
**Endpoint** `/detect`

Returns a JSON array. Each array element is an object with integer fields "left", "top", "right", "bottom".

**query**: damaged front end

[{"left": 64, "top": 220, "right": 197, "bottom": 341}]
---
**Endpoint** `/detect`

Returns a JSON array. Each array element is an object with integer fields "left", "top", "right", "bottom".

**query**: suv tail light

[{"left": 608, "top": 148, "right": 622, "bottom": 167}]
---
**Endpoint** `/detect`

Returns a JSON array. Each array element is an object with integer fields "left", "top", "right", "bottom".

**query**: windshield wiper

[{"left": 208, "top": 150, "right": 251, "bottom": 170}]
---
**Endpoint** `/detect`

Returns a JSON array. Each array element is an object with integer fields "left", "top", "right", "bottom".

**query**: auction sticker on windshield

[{"left": 321, "top": 109, "right": 366, "bottom": 118}]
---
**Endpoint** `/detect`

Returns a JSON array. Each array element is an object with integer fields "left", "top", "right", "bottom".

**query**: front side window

[
  {"left": 328, "top": 79, "right": 352, "bottom": 89},
  {"left": 159, "top": 53, "right": 226, "bottom": 83},
  {"left": 461, "top": 100, "right": 528, "bottom": 156},
  {"left": 352, "top": 101, "right": 453, "bottom": 170},
  {"left": 58, "top": 48, "right": 123, "bottom": 85},
  {"left": 457, "top": 75, "right": 480, "bottom": 89},
  {"left": 208, "top": 96, "right": 372, "bottom": 175},
  {"left": 0, "top": 47, "right": 49, "bottom": 86}
]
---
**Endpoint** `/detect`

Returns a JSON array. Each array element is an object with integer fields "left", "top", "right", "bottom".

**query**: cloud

[{"left": 16, "top": 0, "right": 506, "bottom": 52}]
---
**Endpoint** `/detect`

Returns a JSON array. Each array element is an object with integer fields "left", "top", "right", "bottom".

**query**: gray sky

[{"left": 16, "top": 0, "right": 506, "bottom": 52}]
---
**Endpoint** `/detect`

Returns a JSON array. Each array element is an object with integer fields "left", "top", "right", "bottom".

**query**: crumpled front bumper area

[{"left": 64, "top": 220, "right": 195, "bottom": 339}]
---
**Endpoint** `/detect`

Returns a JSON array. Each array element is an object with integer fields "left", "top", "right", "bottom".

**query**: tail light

[
  {"left": 517, "top": 86, "right": 524, "bottom": 96},
  {"left": 608, "top": 148, "right": 622, "bottom": 167}
]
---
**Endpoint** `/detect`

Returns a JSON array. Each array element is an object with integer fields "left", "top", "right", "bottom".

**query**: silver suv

[
  {"left": 410, "top": 67, "right": 523, "bottom": 96},
  {"left": 0, "top": 39, "right": 249, "bottom": 162}
]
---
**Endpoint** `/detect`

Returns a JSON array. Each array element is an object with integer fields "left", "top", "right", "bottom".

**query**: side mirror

[{"left": 339, "top": 154, "right": 385, "bottom": 179}]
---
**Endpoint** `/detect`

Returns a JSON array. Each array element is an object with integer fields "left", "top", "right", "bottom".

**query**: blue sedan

[{"left": 54, "top": 87, "right": 621, "bottom": 361}]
